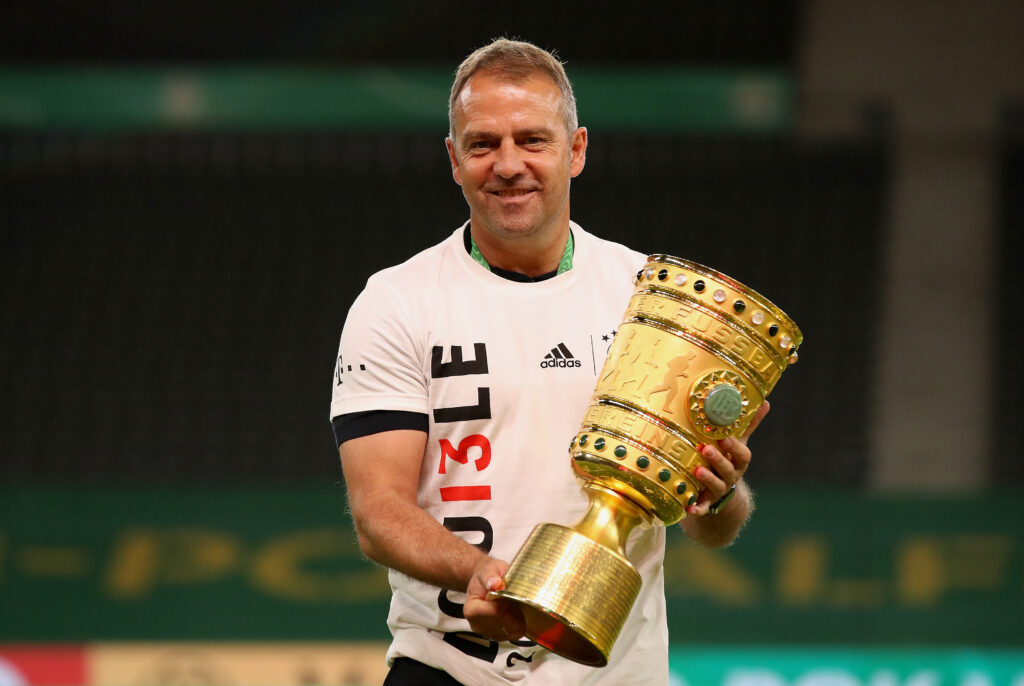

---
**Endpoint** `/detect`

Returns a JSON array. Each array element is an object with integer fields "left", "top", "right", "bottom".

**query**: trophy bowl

[{"left": 490, "top": 255, "right": 803, "bottom": 666}]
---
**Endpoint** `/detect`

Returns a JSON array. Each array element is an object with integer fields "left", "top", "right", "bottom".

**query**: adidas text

[{"left": 540, "top": 358, "right": 581, "bottom": 368}]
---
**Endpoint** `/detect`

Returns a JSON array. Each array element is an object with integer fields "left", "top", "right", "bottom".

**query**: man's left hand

[{"left": 686, "top": 400, "right": 769, "bottom": 517}]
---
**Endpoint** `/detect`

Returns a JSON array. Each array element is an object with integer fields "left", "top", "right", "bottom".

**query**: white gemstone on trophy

[
  {"left": 713, "top": 289, "right": 727, "bottom": 303},
  {"left": 751, "top": 310, "right": 765, "bottom": 325},
  {"left": 644, "top": 268, "right": 655, "bottom": 279},
  {"left": 674, "top": 273, "right": 688, "bottom": 286},
  {"left": 779, "top": 334, "right": 792, "bottom": 348}
]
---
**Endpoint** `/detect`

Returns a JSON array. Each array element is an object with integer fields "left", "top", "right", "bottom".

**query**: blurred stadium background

[{"left": 1, "top": 0, "right": 1022, "bottom": 684}]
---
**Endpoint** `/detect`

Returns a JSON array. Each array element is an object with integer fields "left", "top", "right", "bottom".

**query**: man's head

[
  {"left": 444, "top": 40, "right": 587, "bottom": 255},
  {"left": 448, "top": 38, "right": 578, "bottom": 143}
]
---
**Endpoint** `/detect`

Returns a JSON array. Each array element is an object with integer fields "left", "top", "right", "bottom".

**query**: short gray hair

[{"left": 448, "top": 38, "right": 579, "bottom": 141}]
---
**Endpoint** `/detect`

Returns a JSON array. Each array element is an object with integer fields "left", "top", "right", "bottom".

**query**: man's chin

[
  {"left": 476, "top": 214, "right": 543, "bottom": 241},
  {"left": 489, "top": 223, "right": 543, "bottom": 241}
]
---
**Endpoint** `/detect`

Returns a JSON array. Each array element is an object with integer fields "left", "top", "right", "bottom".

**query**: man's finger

[
  {"left": 699, "top": 446, "right": 736, "bottom": 485},
  {"left": 718, "top": 436, "right": 751, "bottom": 473},
  {"left": 740, "top": 400, "right": 770, "bottom": 441}
]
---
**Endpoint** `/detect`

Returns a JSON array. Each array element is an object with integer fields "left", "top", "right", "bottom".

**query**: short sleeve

[{"left": 329, "top": 277, "right": 429, "bottom": 420}]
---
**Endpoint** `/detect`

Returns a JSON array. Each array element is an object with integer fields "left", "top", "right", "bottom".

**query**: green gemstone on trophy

[
  {"left": 580, "top": 434, "right": 588, "bottom": 447},
  {"left": 704, "top": 384, "right": 744, "bottom": 426},
  {"left": 636, "top": 456, "right": 650, "bottom": 469},
  {"left": 658, "top": 469, "right": 671, "bottom": 482},
  {"left": 614, "top": 445, "right": 627, "bottom": 458},
  {"left": 594, "top": 437, "right": 606, "bottom": 450}
]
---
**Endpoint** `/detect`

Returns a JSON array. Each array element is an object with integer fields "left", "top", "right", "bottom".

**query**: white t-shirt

[{"left": 331, "top": 223, "right": 669, "bottom": 685}]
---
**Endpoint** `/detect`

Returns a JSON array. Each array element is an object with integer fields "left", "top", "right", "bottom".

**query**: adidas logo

[{"left": 540, "top": 343, "right": 582, "bottom": 369}]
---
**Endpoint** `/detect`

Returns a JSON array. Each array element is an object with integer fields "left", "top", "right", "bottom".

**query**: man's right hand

[
  {"left": 341, "top": 431, "right": 528, "bottom": 643},
  {"left": 464, "top": 557, "right": 527, "bottom": 643}
]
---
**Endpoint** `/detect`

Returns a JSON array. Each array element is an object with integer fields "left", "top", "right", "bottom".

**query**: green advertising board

[
  {"left": 0, "top": 486, "right": 1021, "bottom": 645},
  {"left": 0, "top": 67, "right": 791, "bottom": 132}
]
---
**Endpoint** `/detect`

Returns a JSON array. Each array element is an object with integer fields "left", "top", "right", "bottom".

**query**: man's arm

[
  {"left": 340, "top": 430, "right": 525, "bottom": 640},
  {"left": 341, "top": 429, "right": 487, "bottom": 589},
  {"left": 679, "top": 401, "right": 768, "bottom": 548}
]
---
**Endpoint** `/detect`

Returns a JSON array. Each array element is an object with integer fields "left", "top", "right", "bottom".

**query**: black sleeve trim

[{"left": 332, "top": 410, "right": 429, "bottom": 447}]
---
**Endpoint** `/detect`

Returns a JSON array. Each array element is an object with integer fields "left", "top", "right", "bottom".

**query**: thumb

[{"left": 740, "top": 401, "right": 770, "bottom": 442}]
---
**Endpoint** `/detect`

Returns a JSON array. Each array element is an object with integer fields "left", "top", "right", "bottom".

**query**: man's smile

[{"left": 488, "top": 188, "right": 538, "bottom": 198}]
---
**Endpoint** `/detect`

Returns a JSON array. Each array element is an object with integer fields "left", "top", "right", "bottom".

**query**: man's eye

[{"left": 470, "top": 141, "right": 491, "bottom": 149}]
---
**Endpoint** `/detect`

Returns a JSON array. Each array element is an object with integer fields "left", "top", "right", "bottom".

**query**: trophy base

[{"left": 490, "top": 522, "right": 642, "bottom": 667}]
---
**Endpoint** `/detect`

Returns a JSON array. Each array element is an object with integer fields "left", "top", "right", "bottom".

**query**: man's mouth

[{"left": 489, "top": 189, "right": 535, "bottom": 197}]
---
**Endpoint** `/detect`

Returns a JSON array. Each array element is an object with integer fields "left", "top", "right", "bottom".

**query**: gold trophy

[{"left": 490, "top": 255, "right": 802, "bottom": 666}]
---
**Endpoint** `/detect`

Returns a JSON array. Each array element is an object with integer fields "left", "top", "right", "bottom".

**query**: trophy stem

[
  {"left": 491, "top": 484, "right": 653, "bottom": 666},
  {"left": 574, "top": 483, "right": 652, "bottom": 558}
]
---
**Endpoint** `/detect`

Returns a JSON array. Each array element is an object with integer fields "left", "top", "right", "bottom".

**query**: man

[{"left": 331, "top": 38, "right": 765, "bottom": 685}]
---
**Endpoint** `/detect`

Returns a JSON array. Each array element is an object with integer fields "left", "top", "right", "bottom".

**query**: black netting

[
  {"left": 994, "top": 106, "right": 1024, "bottom": 485},
  {"left": 0, "top": 0, "right": 799, "bottom": 65},
  {"left": 0, "top": 128, "right": 887, "bottom": 484}
]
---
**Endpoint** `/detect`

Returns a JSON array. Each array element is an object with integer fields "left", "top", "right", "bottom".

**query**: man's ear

[
  {"left": 569, "top": 127, "right": 588, "bottom": 178},
  {"left": 445, "top": 137, "right": 462, "bottom": 186}
]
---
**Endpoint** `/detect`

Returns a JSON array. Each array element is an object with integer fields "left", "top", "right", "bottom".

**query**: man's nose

[{"left": 492, "top": 140, "right": 525, "bottom": 178}]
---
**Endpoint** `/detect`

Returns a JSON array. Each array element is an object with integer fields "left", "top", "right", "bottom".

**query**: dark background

[
  {"left": 0, "top": 0, "right": 906, "bottom": 488},
  {"left": 0, "top": 1, "right": 800, "bottom": 64},
  {"left": 0, "top": 130, "right": 887, "bottom": 485}
]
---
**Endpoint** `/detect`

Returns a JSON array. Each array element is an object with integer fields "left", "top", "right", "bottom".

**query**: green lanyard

[{"left": 469, "top": 231, "right": 574, "bottom": 275}]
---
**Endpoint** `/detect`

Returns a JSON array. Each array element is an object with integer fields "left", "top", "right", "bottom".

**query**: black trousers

[{"left": 383, "top": 657, "right": 464, "bottom": 686}]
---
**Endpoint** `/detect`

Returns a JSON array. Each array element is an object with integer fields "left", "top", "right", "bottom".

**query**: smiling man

[
  {"left": 445, "top": 67, "right": 586, "bottom": 275},
  {"left": 331, "top": 38, "right": 762, "bottom": 686}
]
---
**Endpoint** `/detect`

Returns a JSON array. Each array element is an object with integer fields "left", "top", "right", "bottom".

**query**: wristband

[{"left": 709, "top": 484, "right": 737, "bottom": 515}]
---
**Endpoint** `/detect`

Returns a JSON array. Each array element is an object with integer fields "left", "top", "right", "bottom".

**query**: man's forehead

[
  {"left": 453, "top": 73, "right": 563, "bottom": 139},
  {"left": 456, "top": 70, "right": 562, "bottom": 112}
]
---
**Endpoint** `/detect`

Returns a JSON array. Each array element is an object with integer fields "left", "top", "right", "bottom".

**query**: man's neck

[{"left": 469, "top": 223, "right": 571, "bottom": 277}]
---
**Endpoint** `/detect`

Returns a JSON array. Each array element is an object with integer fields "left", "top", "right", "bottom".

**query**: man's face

[{"left": 446, "top": 71, "right": 587, "bottom": 243}]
